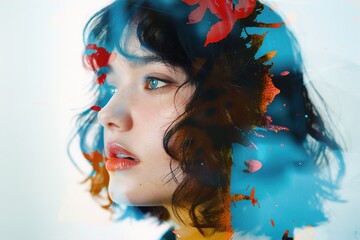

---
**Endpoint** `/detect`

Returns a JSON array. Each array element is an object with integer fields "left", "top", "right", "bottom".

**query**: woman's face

[{"left": 98, "top": 24, "right": 194, "bottom": 206}]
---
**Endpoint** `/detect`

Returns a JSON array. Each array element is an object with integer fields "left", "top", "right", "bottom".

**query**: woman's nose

[{"left": 98, "top": 95, "right": 133, "bottom": 131}]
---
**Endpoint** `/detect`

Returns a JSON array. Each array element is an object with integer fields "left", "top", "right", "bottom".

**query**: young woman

[{"left": 70, "top": 0, "right": 344, "bottom": 239}]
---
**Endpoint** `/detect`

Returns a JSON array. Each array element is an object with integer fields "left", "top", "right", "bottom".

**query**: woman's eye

[{"left": 144, "top": 77, "right": 169, "bottom": 91}]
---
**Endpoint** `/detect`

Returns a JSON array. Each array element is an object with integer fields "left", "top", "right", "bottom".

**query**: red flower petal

[
  {"left": 271, "top": 219, "right": 275, "bottom": 227},
  {"left": 187, "top": 3, "right": 208, "bottom": 24},
  {"left": 97, "top": 74, "right": 107, "bottom": 85},
  {"left": 281, "top": 70, "right": 290, "bottom": 76},
  {"left": 243, "top": 160, "right": 262, "bottom": 173},
  {"left": 82, "top": 150, "right": 106, "bottom": 171},
  {"left": 84, "top": 44, "right": 112, "bottom": 71},
  {"left": 184, "top": 0, "right": 257, "bottom": 46},
  {"left": 90, "top": 105, "right": 102, "bottom": 112},
  {"left": 260, "top": 75, "right": 280, "bottom": 115},
  {"left": 205, "top": 20, "right": 234, "bottom": 46},
  {"left": 250, "top": 187, "right": 255, "bottom": 200},
  {"left": 234, "top": 0, "right": 256, "bottom": 18},
  {"left": 182, "top": 0, "right": 200, "bottom": 5}
]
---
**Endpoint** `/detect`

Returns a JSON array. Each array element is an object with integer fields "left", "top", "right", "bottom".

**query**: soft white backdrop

[{"left": 1, "top": 0, "right": 359, "bottom": 239}]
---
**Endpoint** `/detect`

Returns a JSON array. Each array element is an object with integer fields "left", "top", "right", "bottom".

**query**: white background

[{"left": 0, "top": 0, "right": 359, "bottom": 239}]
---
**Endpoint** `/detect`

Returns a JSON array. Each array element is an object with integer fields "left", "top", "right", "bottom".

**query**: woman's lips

[
  {"left": 106, "top": 157, "right": 140, "bottom": 171},
  {"left": 105, "top": 143, "right": 140, "bottom": 171}
]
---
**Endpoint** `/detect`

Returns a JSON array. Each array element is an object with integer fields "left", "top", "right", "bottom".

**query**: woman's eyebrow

[
  {"left": 126, "top": 54, "right": 165, "bottom": 65},
  {"left": 108, "top": 53, "right": 178, "bottom": 73},
  {"left": 119, "top": 51, "right": 170, "bottom": 66}
]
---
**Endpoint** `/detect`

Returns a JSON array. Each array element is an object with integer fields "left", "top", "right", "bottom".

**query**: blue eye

[
  {"left": 149, "top": 79, "right": 159, "bottom": 89},
  {"left": 145, "top": 77, "right": 169, "bottom": 91}
]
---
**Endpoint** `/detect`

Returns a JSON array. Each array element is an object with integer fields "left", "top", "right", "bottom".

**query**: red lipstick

[{"left": 105, "top": 143, "right": 140, "bottom": 171}]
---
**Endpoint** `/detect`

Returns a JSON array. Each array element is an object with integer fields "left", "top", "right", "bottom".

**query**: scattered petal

[
  {"left": 250, "top": 188, "right": 255, "bottom": 199},
  {"left": 259, "top": 75, "right": 280, "bottom": 115},
  {"left": 271, "top": 219, "right": 275, "bottom": 227},
  {"left": 264, "top": 116, "right": 289, "bottom": 132},
  {"left": 90, "top": 105, "right": 102, "bottom": 112},
  {"left": 205, "top": 19, "right": 234, "bottom": 46},
  {"left": 243, "top": 160, "right": 262, "bottom": 173},
  {"left": 249, "top": 187, "right": 260, "bottom": 207},
  {"left": 83, "top": 150, "right": 106, "bottom": 172},
  {"left": 282, "top": 230, "right": 294, "bottom": 240},
  {"left": 257, "top": 50, "right": 277, "bottom": 63},
  {"left": 84, "top": 44, "right": 114, "bottom": 71},
  {"left": 97, "top": 74, "right": 107, "bottom": 85},
  {"left": 172, "top": 230, "right": 181, "bottom": 238},
  {"left": 280, "top": 70, "right": 290, "bottom": 76},
  {"left": 187, "top": 3, "right": 208, "bottom": 24}
]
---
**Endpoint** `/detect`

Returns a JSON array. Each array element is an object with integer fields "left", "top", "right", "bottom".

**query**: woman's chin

[
  {"left": 108, "top": 181, "right": 166, "bottom": 206},
  {"left": 108, "top": 182, "right": 139, "bottom": 205},
  {"left": 109, "top": 194, "right": 163, "bottom": 207}
]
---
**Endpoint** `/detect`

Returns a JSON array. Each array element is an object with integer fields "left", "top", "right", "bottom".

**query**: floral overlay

[{"left": 183, "top": 0, "right": 257, "bottom": 46}]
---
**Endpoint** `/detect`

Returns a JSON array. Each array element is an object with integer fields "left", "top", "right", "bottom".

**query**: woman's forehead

[
  {"left": 119, "top": 22, "right": 152, "bottom": 58},
  {"left": 107, "top": 23, "right": 186, "bottom": 76},
  {"left": 107, "top": 51, "right": 188, "bottom": 82}
]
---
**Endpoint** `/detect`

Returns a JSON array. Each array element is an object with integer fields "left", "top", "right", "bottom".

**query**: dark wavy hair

[{"left": 69, "top": 0, "right": 345, "bottom": 238}]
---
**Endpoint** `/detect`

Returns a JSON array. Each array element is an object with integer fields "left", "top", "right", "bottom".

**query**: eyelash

[
  {"left": 100, "top": 76, "right": 172, "bottom": 100},
  {"left": 143, "top": 76, "right": 171, "bottom": 92}
]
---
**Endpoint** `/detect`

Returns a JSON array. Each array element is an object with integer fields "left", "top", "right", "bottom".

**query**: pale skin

[
  {"left": 99, "top": 51, "right": 190, "bottom": 202},
  {"left": 96, "top": 23, "right": 232, "bottom": 239}
]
